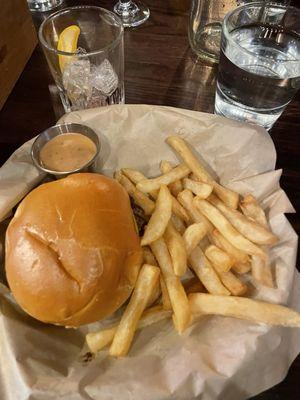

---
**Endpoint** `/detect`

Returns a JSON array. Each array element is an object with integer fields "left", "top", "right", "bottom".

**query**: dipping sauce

[{"left": 39, "top": 133, "right": 97, "bottom": 172}]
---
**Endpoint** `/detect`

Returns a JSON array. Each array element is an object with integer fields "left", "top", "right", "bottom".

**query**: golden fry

[
  {"left": 240, "top": 194, "right": 269, "bottom": 229},
  {"left": 143, "top": 247, "right": 158, "bottom": 266},
  {"left": 209, "top": 229, "right": 249, "bottom": 264},
  {"left": 86, "top": 305, "right": 171, "bottom": 353},
  {"left": 150, "top": 238, "right": 191, "bottom": 332},
  {"left": 160, "top": 276, "right": 172, "bottom": 310},
  {"left": 164, "top": 222, "right": 187, "bottom": 276},
  {"left": 160, "top": 160, "right": 183, "bottom": 197},
  {"left": 189, "top": 293, "right": 300, "bottom": 327},
  {"left": 183, "top": 222, "right": 207, "bottom": 255},
  {"left": 233, "top": 262, "right": 251, "bottom": 274},
  {"left": 116, "top": 171, "right": 155, "bottom": 215},
  {"left": 177, "top": 189, "right": 213, "bottom": 232},
  {"left": 183, "top": 178, "right": 213, "bottom": 199},
  {"left": 171, "top": 214, "right": 186, "bottom": 234},
  {"left": 110, "top": 264, "right": 160, "bottom": 357},
  {"left": 194, "top": 198, "right": 266, "bottom": 259},
  {"left": 209, "top": 194, "right": 277, "bottom": 245},
  {"left": 205, "top": 245, "right": 235, "bottom": 272},
  {"left": 141, "top": 185, "right": 172, "bottom": 246},
  {"left": 189, "top": 246, "right": 230, "bottom": 295},
  {"left": 121, "top": 168, "right": 158, "bottom": 199},
  {"left": 137, "top": 164, "right": 190, "bottom": 193},
  {"left": 208, "top": 258, "right": 247, "bottom": 296},
  {"left": 166, "top": 135, "right": 239, "bottom": 209},
  {"left": 183, "top": 277, "right": 206, "bottom": 294}
]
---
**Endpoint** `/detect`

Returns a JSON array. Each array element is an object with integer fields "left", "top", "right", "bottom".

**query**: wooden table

[{"left": 0, "top": 1, "right": 299, "bottom": 398}]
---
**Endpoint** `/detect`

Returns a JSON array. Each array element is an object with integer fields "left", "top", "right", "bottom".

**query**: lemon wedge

[{"left": 57, "top": 25, "right": 81, "bottom": 72}]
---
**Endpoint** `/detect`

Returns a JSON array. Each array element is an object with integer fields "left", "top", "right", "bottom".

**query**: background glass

[
  {"left": 188, "top": 0, "right": 292, "bottom": 64},
  {"left": 39, "top": 6, "right": 124, "bottom": 112},
  {"left": 114, "top": 0, "right": 150, "bottom": 27},
  {"left": 215, "top": 1, "right": 300, "bottom": 130},
  {"left": 189, "top": 0, "right": 243, "bottom": 64},
  {"left": 27, "top": 0, "right": 63, "bottom": 12}
]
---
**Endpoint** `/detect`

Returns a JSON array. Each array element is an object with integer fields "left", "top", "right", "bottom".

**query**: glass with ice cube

[
  {"left": 215, "top": 2, "right": 300, "bottom": 130},
  {"left": 39, "top": 6, "right": 124, "bottom": 112}
]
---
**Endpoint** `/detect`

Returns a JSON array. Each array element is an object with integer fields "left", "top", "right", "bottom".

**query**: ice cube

[
  {"left": 90, "top": 59, "right": 118, "bottom": 96},
  {"left": 62, "top": 57, "right": 92, "bottom": 110}
]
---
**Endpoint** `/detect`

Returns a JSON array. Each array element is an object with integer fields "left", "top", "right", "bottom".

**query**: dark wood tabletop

[{"left": 0, "top": 0, "right": 299, "bottom": 398}]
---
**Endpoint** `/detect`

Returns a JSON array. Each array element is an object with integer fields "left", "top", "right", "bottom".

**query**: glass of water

[
  {"left": 215, "top": 1, "right": 300, "bottom": 130},
  {"left": 39, "top": 6, "right": 124, "bottom": 112}
]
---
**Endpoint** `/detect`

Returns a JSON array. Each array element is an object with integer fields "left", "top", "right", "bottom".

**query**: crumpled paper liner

[{"left": 0, "top": 104, "right": 299, "bottom": 400}]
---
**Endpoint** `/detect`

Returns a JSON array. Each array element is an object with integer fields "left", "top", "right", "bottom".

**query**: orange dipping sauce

[{"left": 40, "top": 133, "right": 97, "bottom": 172}]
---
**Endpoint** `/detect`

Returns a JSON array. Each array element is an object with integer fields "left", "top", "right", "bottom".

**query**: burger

[{"left": 5, "top": 173, "right": 143, "bottom": 327}]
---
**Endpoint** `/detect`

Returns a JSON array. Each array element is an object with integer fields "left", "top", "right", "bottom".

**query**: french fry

[
  {"left": 240, "top": 194, "right": 269, "bottom": 229},
  {"left": 149, "top": 188, "right": 189, "bottom": 223},
  {"left": 171, "top": 214, "right": 186, "bottom": 234},
  {"left": 171, "top": 196, "right": 190, "bottom": 223},
  {"left": 251, "top": 254, "right": 274, "bottom": 288},
  {"left": 160, "top": 276, "right": 172, "bottom": 310},
  {"left": 233, "top": 262, "right": 251, "bottom": 274},
  {"left": 121, "top": 168, "right": 158, "bottom": 199},
  {"left": 183, "top": 178, "right": 213, "bottom": 199},
  {"left": 164, "top": 222, "right": 187, "bottom": 276},
  {"left": 160, "top": 160, "right": 183, "bottom": 197},
  {"left": 209, "top": 194, "right": 277, "bottom": 246},
  {"left": 150, "top": 238, "right": 191, "bottom": 332},
  {"left": 208, "top": 258, "right": 248, "bottom": 296},
  {"left": 143, "top": 247, "right": 158, "bottom": 266},
  {"left": 142, "top": 248, "right": 163, "bottom": 305},
  {"left": 121, "top": 168, "right": 147, "bottom": 184},
  {"left": 183, "top": 222, "right": 207, "bottom": 255},
  {"left": 86, "top": 305, "right": 171, "bottom": 353},
  {"left": 109, "top": 264, "right": 160, "bottom": 357},
  {"left": 209, "top": 229, "right": 249, "bottom": 264},
  {"left": 178, "top": 189, "right": 213, "bottom": 232},
  {"left": 183, "top": 277, "right": 206, "bottom": 294},
  {"left": 147, "top": 279, "right": 161, "bottom": 307},
  {"left": 188, "top": 246, "right": 230, "bottom": 296},
  {"left": 194, "top": 198, "right": 266, "bottom": 259},
  {"left": 166, "top": 136, "right": 239, "bottom": 209},
  {"left": 141, "top": 185, "right": 172, "bottom": 246},
  {"left": 137, "top": 164, "right": 190, "bottom": 193},
  {"left": 115, "top": 171, "right": 155, "bottom": 215},
  {"left": 205, "top": 245, "right": 235, "bottom": 272},
  {"left": 189, "top": 293, "right": 300, "bottom": 327}
]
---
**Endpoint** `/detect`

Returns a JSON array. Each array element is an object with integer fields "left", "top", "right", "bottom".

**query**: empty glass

[
  {"left": 215, "top": 1, "right": 300, "bottom": 130},
  {"left": 113, "top": 0, "right": 150, "bottom": 27},
  {"left": 27, "top": 0, "right": 63, "bottom": 12},
  {"left": 189, "top": 0, "right": 242, "bottom": 63},
  {"left": 39, "top": 6, "right": 124, "bottom": 112}
]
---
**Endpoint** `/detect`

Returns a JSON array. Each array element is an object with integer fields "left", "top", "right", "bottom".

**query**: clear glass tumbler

[
  {"left": 215, "top": 1, "right": 300, "bottom": 130},
  {"left": 189, "top": 0, "right": 242, "bottom": 63},
  {"left": 28, "top": 0, "right": 63, "bottom": 12},
  {"left": 39, "top": 6, "right": 124, "bottom": 112}
]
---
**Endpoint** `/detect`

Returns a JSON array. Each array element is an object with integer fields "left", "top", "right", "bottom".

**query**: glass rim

[
  {"left": 222, "top": 1, "right": 300, "bottom": 63},
  {"left": 38, "top": 5, "right": 124, "bottom": 57}
]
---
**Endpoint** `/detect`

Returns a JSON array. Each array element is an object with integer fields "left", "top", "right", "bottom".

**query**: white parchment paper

[{"left": 0, "top": 105, "right": 299, "bottom": 400}]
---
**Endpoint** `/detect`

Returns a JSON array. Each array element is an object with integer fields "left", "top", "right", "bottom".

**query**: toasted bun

[{"left": 5, "top": 173, "right": 142, "bottom": 327}]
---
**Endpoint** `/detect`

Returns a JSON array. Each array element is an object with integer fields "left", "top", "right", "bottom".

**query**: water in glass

[{"left": 215, "top": 4, "right": 300, "bottom": 129}]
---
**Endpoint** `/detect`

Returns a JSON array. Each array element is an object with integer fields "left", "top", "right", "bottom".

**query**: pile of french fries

[{"left": 86, "top": 135, "right": 300, "bottom": 357}]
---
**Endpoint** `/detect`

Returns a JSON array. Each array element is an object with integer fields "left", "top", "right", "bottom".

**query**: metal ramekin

[{"left": 31, "top": 123, "right": 101, "bottom": 179}]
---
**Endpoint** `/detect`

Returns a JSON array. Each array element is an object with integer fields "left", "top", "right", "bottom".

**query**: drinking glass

[
  {"left": 113, "top": 0, "right": 150, "bottom": 27},
  {"left": 39, "top": 6, "right": 124, "bottom": 112},
  {"left": 27, "top": 0, "right": 63, "bottom": 12},
  {"left": 215, "top": 1, "right": 300, "bottom": 130},
  {"left": 189, "top": 0, "right": 242, "bottom": 64}
]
